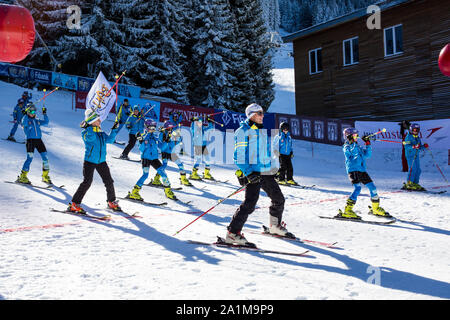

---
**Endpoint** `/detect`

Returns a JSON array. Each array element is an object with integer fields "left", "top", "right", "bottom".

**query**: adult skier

[
  {"left": 119, "top": 105, "right": 144, "bottom": 160},
  {"left": 189, "top": 116, "right": 214, "bottom": 180},
  {"left": 151, "top": 120, "right": 191, "bottom": 187},
  {"left": 337, "top": 127, "right": 389, "bottom": 219},
  {"left": 68, "top": 109, "right": 121, "bottom": 213},
  {"left": 16, "top": 104, "right": 52, "bottom": 185},
  {"left": 273, "top": 121, "right": 297, "bottom": 185},
  {"left": 127, "top": 119, "right": 176, "bottom": 200},
  {"left": 7, "top": 98, "right": 26, "bottom": 142},
  {"left": 402, "top": 123, "right": 429, "bottom": 191},
  {"left": 226, "top": 103, "right": 293, "bottom": 245},
  {"left": 113, "top": 98, "right": 131, "bottom": 134}
]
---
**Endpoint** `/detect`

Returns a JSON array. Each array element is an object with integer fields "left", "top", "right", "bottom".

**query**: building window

[
  {"left": 384, "top": 24, "right": 403, "bottom": 56},
  {"left": 309, "top": 48, "right": 322, "bottom": 74},
  {"left": 343, "top": 37, "right": 359, "bottom": 66}
]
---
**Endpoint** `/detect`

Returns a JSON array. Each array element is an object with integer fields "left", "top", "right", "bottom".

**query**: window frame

[
  {"left": 384, "top": 24, "right": 403, "bottom": 57},
  {"left": 342, "top": 36, "right": 359, "bottom": 66},
  {"left": 309, "top": 47, "right": 323, "bottom": 75}
]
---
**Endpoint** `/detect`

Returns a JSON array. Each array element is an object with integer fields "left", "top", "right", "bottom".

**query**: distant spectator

[{"left": 399, "top": 120, "right": 411, "bottom": 172}]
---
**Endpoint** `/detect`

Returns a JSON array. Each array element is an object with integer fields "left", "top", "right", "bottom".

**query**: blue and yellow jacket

[
  {"left": 234, "top": 119, "right": 272, "bottom": 176},
  {"left": 191, "top": 121, "right": 213, "bottom": 147},
  {"left": 21, "top": 114, "right": 49, "bottom": 139},
  {"left": 125, "top": 114, "right": 144, "bottom": 135},
  {"left": 273, "top": 131, "right": 292, "bottom": 155},
  {"left": 82, "top": 126, "right": 118, "bottom": 164},
  {"left": 343, "top": 141, "right": 372, "bottom": 173},
  {"left": 403, "top": 132, "right": 426, "bottom": 160}
]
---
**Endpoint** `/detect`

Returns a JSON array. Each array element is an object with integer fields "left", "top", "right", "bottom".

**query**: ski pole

[
  {"left": 173, "top": 184, "right": 247, "bottom": 236},
  {"left": 105, "top": 70, "right": 126, "bottom": 97},
  {"left": 426, "top": 148, "right": 448, "bottom": 183},
  {"left": 365, "top": 128, "right": 387, "bottom": 139},
  {"left": 206, "top": 117, "right": 224, "bottom": 127},
  {"left": 378, "top": 139, "right": 402, "bottom": 144},
  {"left": 34, "top": 87, "right": 59, "bottom": 104}
]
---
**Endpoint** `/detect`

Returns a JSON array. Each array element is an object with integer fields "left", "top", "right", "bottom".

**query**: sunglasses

[
  {"left": 255, "top": 111, "right": 264, "bottom": 116},
  {"left": 28, "top": 110, "right": 36, "bottom": 115}
]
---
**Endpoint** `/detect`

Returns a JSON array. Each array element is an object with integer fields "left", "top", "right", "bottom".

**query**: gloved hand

[
  {"left": 423, "top": 143, "right": 429, "bottom": 149},
  {"left": 412, "top": 144, "right": 420, "bottom": 149},
  {"left": 42, "top": 107, "right": 47, "bottom": 114},
  {"left": 246, "top": 171, "right": 261, "bottom": 184},
  {"left": 273, "top": 149, "right": 280, "bottom": 157},
  {"left": 111, "top": 121, "right": 119, "bottom": 130},
  {"left": 136, "top": 132, "right": 143, "bottom": 142},
  {"left": 361, "top": 135, "right": 371, "bottom": 145},
  {"left": 80, "top": 120, "right": 89, "bottom": 128},
  {"left": 235, "top": 169, "right": 246, "bottom": 186},
  {"left": 290, "top": 151, "right": 294, "bottom": 158}
]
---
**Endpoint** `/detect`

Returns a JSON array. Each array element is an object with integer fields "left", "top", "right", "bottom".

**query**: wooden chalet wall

[{"left": 292, "top": 0, "right": 450, "bottom": 121}]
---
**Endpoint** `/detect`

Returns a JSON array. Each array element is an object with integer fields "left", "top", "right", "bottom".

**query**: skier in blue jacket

[
  {"left": 151, "top": 120, "right": 191, "bottom": 187},
  {"left": 402, "top": 123, "right": 428, "bottom": 191},
  {"left": 17, "top": 104, "right": 52, "bottom": 185},
  {"left": 338, "top": 127, "right": 389, "bottom": 219},
  {"left": 119, "top": 105, "right": 144, "bottom": 159},
  {"left": 69, "top": 109, "right": 120, "bottom": 213},
  {"left": 273, "top": 121, "right": 297, "bottom": 185},
  {"left": 127, "top": 119, "right": 176, "bottom": 200},
  {"left": 7, "top": 98, "right": 26, "bottom": 142},
  {"left": 189, "top": 116, "right": 214, "bottom": 180},
  {"left": 226, "top": 103, "right": 293, "bottom": 246}
]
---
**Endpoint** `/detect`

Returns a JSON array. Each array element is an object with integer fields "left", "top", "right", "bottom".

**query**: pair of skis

[
  {"left": 51, "top": 206, "right": 141, "bottom": 221},
  {"left": 4, "top": 180, "right": 65, "bottom": 191},
  {"left": 319, "top": 208, "right": 397, "bottom": 225}
]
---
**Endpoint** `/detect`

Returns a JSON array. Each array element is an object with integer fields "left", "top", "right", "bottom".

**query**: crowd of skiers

[{"left": 6, "top": 91, "right": 432, "bottom": 245}]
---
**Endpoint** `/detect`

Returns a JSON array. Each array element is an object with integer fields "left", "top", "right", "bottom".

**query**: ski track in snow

[{"left": 1, "top": 47, "right": 450, "bottom": 299}]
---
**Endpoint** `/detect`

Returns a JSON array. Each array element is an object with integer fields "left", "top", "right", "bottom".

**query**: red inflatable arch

[
  {"left": 439, "top": 44, "right": 450, "bottom": 77},
  {"left": 0, "top": 4, "right": 35, "bottom": 63}
]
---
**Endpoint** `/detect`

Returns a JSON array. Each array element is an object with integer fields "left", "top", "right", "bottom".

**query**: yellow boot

[
  {"left": 180, "top": 173, "right": 192, "bottom": 186},
  {"left": 128, "top": 185, "right": 143, "bottom": 201},
  {"left": 189, "top": 168, "right": 201, "bottom": 180},
  {"left": 151, "top": 173, "right": 162, "bottom": 186},
  {"left": 164, "top": 187, "right": 177, "bottom": 200},
  {"left": 203, "top": 167, "right": 214, "bottom": 180},
  {"left": 42, "top": 170, "right": 52, "bottom": 184},
  {"left": 17, "top": 170, "right": 31, "bottom": 184},
  {"left": 338, "top": 199, "right": 361, "bottom": 219},
  {"left": 370, "top": 200, "right": 391, "bottom": 217}
]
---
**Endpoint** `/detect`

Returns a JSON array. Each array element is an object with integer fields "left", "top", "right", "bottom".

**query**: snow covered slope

[{"left": 0, "top": 79, "right": 449, "bottom": 300}]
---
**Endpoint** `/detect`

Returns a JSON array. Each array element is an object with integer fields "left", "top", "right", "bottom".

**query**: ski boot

[
  {"left": 189, "top": 168, "right": 201, "bottom": 180},
  {"left": 68, "top": 202, "right": 86, "bottom": 214},
  {"left": 268, "top": 216, "right": 295, "bottom": 238},
  {"left": 278, "top": 179, "right": 287, "bottom": 185},
  {"left": 337, "top": 199, "right": 361, "bottom": 219},
  {"left": 6, "top": 135, "right": 16, "bottom": 142},
  {"left": 164, "top": 187, "right": 177, "bottom": 200},
  {"left": 287, "top": 180, "right": 298, "bottom": 186},
  {"left": 42, "top": 170, "right": 52, "bottom": 184},
  {"left": 128, "top": 185, "right": 143, "bottom": 201},
  {"left": 225, "top": 230, "right": 253, "bottom": 246},
  {"left": 107, "top": 200, "right": 122, "bottom": 212},
  {"left": 203, "top": 167, "right": 214, "bottom": 180},
  {"left": 17, "top": 170, "right": 31, "bottom": 184},
  {"left": 179, "top": 173, "right": 192, "bottom": 186},
  {"left": 369, "top": 200, "right": 392, "bottom": 217},
  {"left": 119, "top": 154, "right": 129, "bottom": 160},
  {"left": 151, "top": 173, "right": 163, "bottom": 186}
]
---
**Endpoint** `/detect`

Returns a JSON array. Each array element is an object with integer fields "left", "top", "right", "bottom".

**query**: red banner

[{"left": 160, "top": 102, "right": 214, "bottom": 126}]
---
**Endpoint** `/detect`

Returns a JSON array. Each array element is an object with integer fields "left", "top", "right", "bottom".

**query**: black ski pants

[
  {"left": 72, "top": 161, "right": 116, "bottom": 204},
  {"left": 278, "top": 154, "right": 293, "bottom": 181},
  {"left": 122, "top": 134, "right": 137, "bottom": 157},
  {"left": 228, "top": 174, "right": 285, "bottom": 234}
]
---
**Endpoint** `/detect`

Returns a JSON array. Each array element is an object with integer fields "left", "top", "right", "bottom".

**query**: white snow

[{"left": 0, "top": 63, "right": 449, "bottom": 300}]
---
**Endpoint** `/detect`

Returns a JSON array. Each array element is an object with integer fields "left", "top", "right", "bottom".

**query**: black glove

[
  {"left": 361, "top": 135, "right": 371, "bottom": 145},
  {"left": 111, "top": 121, "right": 119, "bottom": 130},
  {"left": 246, "top": 171, "right": 261, "bottom": 184},
  {"left": 136, "top": 132, "right": 143, "bottom": 142},
  {"left": 290, "top": 151, "right": 294, "bottom": 158},
  {"left": 80, "top": 120, "right": 89, "bottom": 128},
  {"left": 42, "top": 107, "right": 47, "bottom": 114},
  {"left": 22, "top": 109, "right": 27, "bottom": 115}
]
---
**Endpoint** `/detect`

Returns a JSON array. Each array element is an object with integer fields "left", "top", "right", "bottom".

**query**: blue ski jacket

[
  {"left": 82, "top": 126, "right": 118, "bottom": 164},
  {"left": 404, "top": 132, "right": 426, "bottom": 160},
  {"left": 273, "top": 131, "right": 293, "bottom": 155},
  {"left": 191, "top": 121, "right": 213, "bottom": 147},
  {"left": 21, "top": 114, "right": 49, "bottom": 139},
  {"left": 343, "top": 141, "right": 372, "bottom": 173},
  {"left": 125, "top": 114, "right": 144, "bottom": 135},
  {"left": 139, "top": 131, "right": 160, "bottom": 161}
]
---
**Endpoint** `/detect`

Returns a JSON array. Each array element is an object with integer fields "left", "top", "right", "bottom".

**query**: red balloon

[
  {"left": 438, "top": 44, "right": 450, "bottom": 77},
  {"left": 0, "top": 4, "right": 35, "bottom": 63}
]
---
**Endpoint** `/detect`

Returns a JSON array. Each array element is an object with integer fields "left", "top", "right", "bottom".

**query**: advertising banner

[
  {"left": 52, "top": 72, "right": 78, "bottom": 90},
  {"left": 28, "top": 68, "right": 52, "bottom": 85},
  {"left": 160, "top": 102, "right": 215, "bottom": 127}
]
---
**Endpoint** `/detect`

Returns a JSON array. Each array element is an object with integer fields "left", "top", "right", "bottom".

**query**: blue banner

[
  {"left": 0, "top": 63, "right": 9, "bottom": 77},
  {"left": 116, "top": 83, "right": 140, "bottom": 98},
  {"left": 77, "top": 77, "right": 95, "bottom": 92},
  {"left": 52, "top": 72, "right": 78, "bottom": 90},
  {"left": 214, "top": 109, "right": 276, "bottom": 135},
  {"left": 8, "top": 65, "right": 28, "bottom": 80},
  {"left": 28, "top": 68, "right": 52, "bottom": 85}
]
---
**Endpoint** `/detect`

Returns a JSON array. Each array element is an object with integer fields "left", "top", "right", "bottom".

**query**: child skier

[
  {"left": 189, "top": 116, "right": 214, "bottom": 180},
  {"left": 151, "top": 120, "right": 191, "bottom": 187},
  {"left": 7, "top": 98, "right": 25, "bottom": 142},
  {"left": 338, "top": 127, "right": 390, "bottom": 219},
  {"left": 274, "top": 121, "right": 297, "bottom": 185},
  {"left": 226, "top": 103, "right": 294, "bottom": 245},
  {"left": 17, "top": 104, "right": 52, "bottom": 185},
  {"left": 127, "top": 119, "right": 176, "bottom": 200},
  {"left": 119, "top": 105, "right": 144, "bottom": 160},
  {"left": 69, "top": 109, "right": 121, "bottom": 213},
  {"left": 402, "top": 123, "right": 429, "bottom": 191}
]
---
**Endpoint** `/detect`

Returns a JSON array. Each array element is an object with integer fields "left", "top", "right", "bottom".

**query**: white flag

[{"left": 85, "top": 71, "right": 117, "bottom": 122}]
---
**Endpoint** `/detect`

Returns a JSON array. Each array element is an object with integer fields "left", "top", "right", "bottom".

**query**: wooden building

[{"left": 283, "top": 0, "right": 450, "bottom": 121}]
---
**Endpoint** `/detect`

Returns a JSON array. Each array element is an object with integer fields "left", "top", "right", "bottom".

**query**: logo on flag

[{"left": 85, "top": 71, "right": 116, "bottom": 122}]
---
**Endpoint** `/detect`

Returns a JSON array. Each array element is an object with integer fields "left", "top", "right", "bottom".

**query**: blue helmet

[
  {"left": 144, "top": 119, "right": 157, "bottom": 130},
  {"left": 343, "top": 127, "right": 358, "bottom": 141},
  {"left": 409, "top": 123, "right": 420, "bottom": 134}
]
